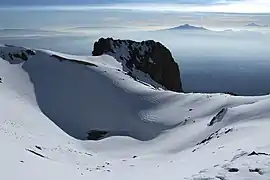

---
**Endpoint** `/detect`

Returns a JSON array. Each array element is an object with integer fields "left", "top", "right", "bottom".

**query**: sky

[
  {"left": 0, "top": 0, "right": 269, "bottom": 31},
  {"left": 0, "top": 0, "right": 269, "bottom": 13},
  {"left": 0, "top": 0, "right": 226, "bottom": 5}
]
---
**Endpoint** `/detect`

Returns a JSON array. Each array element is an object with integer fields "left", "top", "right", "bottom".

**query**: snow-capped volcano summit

[
  {"left": 246, "top": 23, "right": 269, "bottom": 27},
  {"left": 0, "top": 43, "right": 270, "bottom": 180},
  {"left": 169, "top": 24, "right": 209, "bottom": 31}
]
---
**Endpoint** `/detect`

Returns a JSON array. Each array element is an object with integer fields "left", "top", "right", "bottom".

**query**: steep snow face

[{"left": 0, "top": 44, "right": 270, "bottom": 180}]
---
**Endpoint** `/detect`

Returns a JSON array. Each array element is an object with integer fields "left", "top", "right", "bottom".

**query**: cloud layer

[
  {"left": 0, "top": 0, "right": 269, "bottom": 13},
  {"left": 0, "top": 0, "right": 221, "bottom": 5}
]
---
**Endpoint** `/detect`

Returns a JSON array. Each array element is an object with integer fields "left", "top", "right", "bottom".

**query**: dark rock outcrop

[
  {"left": 0, "top": 45, "right": 36, "bottom": 64},
  {"left": 248, "top": 151, "right": 270, "bottom": 156},
  {"left": 227, "top": 168, "right": 239, "bottom": 172},
  {"left": 87, "top": 130, "right": 108, "bottom": 140},
  {"left": 92, "top": 37, "right": 183, "bottom": 92},
  {"left": 208, "top": 108, "right": 228, "bottom": 126}
]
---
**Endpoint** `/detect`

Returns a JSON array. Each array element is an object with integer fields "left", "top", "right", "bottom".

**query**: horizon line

[{"left": 0, "top": 3, "right": 270, "bottom": 14}]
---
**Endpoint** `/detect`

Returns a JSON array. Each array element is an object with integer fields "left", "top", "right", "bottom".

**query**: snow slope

[{"left": 0, "top": 44, "right": 270, "bottom": 180}]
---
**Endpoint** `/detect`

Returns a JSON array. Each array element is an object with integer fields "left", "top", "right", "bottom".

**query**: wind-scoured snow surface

[{"left": 0, "top": 44, "right": 270, "bottom": 180}]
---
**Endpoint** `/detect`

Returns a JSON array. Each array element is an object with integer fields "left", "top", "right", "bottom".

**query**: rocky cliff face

[{"left": 92, "top": 38, "right": 183, "bottom": 92}]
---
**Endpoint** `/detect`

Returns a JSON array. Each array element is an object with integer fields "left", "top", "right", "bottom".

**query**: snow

[{"left": 0, "top": 44, "right": 270, "bottom": 180}]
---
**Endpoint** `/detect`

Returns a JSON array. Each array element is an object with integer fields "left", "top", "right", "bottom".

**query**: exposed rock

[
  {"left": 249, "top": 168, "right": 264, "bottom": 175},
  {"left": 208, "top": 108, "right": 228, "bottom": 126},
  {"left": 227, "top": 168, "right": 239, "bottom": 172},
  {"left": 35, "top": 145, "right": 42, "bottom": 150},
  {"left": 87, "top": 130, "right": 108, "bottom": 140},
  {"left": 197, "top": 129, "right": 221, "bottom": 145},
  {"left": 197, "top": 128, "right": 233, "bottom": 147},
  {"left": 248, "top": 151, "right": 270, "bottom": 156},
  {"left": 226, "top": 92, "right": 238, "bottom": 96},
  {"left": 25, "top": 149, "right": 47, "bottom": 159},
  {"left": 92, "top": 37, "right": 183, "bottom": 92},
  {"left": 215, "top": 176, "right": 227, "bottom": 180},
  {"left": 0, "top": 45, "right": 36, "bottom": 64},
  {"left": 13, "top": 52, "right": 28, "bottom": 61}
]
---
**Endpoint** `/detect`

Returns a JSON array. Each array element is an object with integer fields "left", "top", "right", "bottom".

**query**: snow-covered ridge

[{"left": 0, "top": 44, "right": 270, "bottom": 180}]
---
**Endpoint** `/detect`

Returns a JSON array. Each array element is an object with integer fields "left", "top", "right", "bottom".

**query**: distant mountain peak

[
  {"left": 246, "top": 23, "right": 268, "bottom": 27},
  {"left": 170, "top": 24, "right": 208, "bottom": 31}
]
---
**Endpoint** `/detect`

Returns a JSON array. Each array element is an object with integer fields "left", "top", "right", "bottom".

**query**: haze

[{"left": 0, "top": 0, "right": 269, "bottom": 95}]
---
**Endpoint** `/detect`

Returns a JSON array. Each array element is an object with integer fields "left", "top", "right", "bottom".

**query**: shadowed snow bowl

[{"left": 0, "top": 45, "right": 181, "bottom": 141}]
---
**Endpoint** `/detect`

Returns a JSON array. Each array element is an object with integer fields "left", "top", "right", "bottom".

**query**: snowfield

[{"left": 0, "top": 44, "right": 270, "bottom": 180}]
